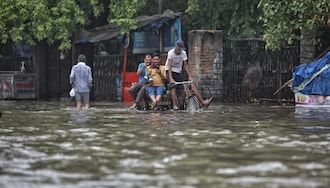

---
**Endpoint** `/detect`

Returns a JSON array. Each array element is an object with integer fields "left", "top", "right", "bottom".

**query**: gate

[
  {"left": 93, "top": 54, "right": 144, "bottom": 101},
  {"left": 223, "top": 38, "right": 300, "bottom": 102}
]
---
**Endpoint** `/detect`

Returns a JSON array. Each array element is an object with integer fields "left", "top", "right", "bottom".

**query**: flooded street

[{"left": 0, "top": 101, "right": 330, "bottom": 188}]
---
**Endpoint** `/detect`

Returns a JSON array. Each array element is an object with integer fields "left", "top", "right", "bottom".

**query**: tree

[
  {"left": 0, "top": 0, "right": 100, "bottom": 50},
  {"left": 109, "top": 0, "right": 147, "bottom": 34},
  {"left": 126, "top": 0, "right": 262, "bottom": 39},
  {"left": 185, "top": 0, "right": 262, "bottom": 37},
  {"left": 0, "top": 0, "right": 264, "bottom": 50},
  {"left": 0, "top": 0, "right": 158, "bottom": 49},
  {"left": 259, "top": 0, "right": 330, "bottom": 50}
]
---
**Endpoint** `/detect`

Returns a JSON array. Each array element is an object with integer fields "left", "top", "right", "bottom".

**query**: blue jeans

[{"left": 146, "top": 86, "right": 165, "bottom": 97}]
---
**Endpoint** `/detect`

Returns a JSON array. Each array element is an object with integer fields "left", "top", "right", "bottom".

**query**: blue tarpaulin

[{"left": 292, "top": 51, "right": 330, "bottom": 95}]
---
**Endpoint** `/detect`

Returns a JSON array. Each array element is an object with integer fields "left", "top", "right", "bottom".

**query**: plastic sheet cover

[{"left": 293, "top": 52, "right": 330, "bottom": 95}]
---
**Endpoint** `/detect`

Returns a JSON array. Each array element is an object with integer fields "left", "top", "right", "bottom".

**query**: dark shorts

[
  {"left": 167, "top": 71, "right": 186, "bottom": 90},
  {"left": 129, "top": 82, "right": 144, "bottom": 99},
  {"left": 75, "top": 92, "right": 90, "bottom": 103},
  {"left": 172, "top": 72, "right": 185, "bottom": 82}
]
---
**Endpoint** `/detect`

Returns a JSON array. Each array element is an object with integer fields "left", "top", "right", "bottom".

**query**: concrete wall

[{"left": 188, "top": 30, "right": 223, "bottom": 101}]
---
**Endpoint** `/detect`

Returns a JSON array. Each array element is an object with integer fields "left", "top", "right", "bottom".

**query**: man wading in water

[
  {"left": 70, "top": 54, "right": 93, "bottom": 110},
  {"left": 165, "top": 40, "right": 212, "bottom": 110}
]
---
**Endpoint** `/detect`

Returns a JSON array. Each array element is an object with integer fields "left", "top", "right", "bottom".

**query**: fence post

[{"left": 276, "top": 50, "right": 282, "bottom": 100}]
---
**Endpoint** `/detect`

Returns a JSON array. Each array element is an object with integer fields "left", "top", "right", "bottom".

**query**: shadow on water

[{"left": 0, "top": 101, "right": 330, "bottom": 188}]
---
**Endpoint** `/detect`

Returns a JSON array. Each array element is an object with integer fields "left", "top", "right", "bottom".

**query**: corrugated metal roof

[{"left": 74, "top": 9, "right": 181, "bottom": 43}]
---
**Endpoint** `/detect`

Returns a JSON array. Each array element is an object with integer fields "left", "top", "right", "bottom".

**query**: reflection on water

[
  {"left": 295, "top": 105, "right": 330, "bottom": 119},
  {"left": 68, "top": 108, "right": 91, "bottom": 124},
  {"left": 0, "top": 101, "right": 330, "bottom": 188}
]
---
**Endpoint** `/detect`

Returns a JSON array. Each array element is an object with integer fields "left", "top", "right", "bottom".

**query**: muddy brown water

[{"left": 0, "top": 101, "right": 329, "bottom": 188}]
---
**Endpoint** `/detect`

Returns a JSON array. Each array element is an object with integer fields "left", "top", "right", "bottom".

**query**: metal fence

[{"left": 223, "top": 38, "right": 300, "bottom": 103}]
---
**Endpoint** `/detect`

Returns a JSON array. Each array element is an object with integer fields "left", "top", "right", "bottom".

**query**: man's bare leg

[
  {"left": 155, "top": 95, "right": 162, "bottom": 108},
  {"left": 149, "top": 95, "right": 157, "bottom": 110},
  {"left": 77, "top": 101, "right": 82, "bottom": 109},
  {"left": 84, "top": 102, "right": 90, "bottom": 110},
  {"left": 171, "top": 88, "right": 179, "bottom": 110},
  {"left": 191, "top": 84, "right": 212, "bottom": 109},
  {"left": 129, "top": 86, "right": 147, "bottom": 110}
]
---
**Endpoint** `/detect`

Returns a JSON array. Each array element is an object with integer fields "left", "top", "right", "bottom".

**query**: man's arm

[
  {"left": 167, "top": 59, "right": 175, "bottom": 83},
  {"left": 158, "top": 67, "right": 167, "bottom": 82},
  {"left": 69, "top": 66, "right": 75, "bottom": 84},
  {"left": 88, "top": 67, "right": 93, "bottom": 87},
  {"left": 137, "top": 63, "right": 145, "bottom": 76},
  {"left": 183, "top": 60, "right": 193, "bottom": 81},
  {"left": 145, "top": 67, "right": 151, "bottom": 80}
]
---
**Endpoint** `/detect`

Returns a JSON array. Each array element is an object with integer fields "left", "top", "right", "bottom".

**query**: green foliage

[
  {"left": 186, "top": 0, "right": 223, "bottom": 30},
  {"left": 110, "top": 0, "right": 147, "bottom": 34},
  {"left": 113, "top": 0, "right": 256, "bottom": 38},
  {"left": 134, "top": 0, "right": 187, "bottom": 17},
  {"left": 0, "top": 0, "right": 264, "bottom": 50},
  {"left": 186, "top": 0, "right": 198, "bottom": 15},
  {"left": 9, "top": 0, "right": 328, "bottom": 52},
  {"left": 109, "top": 0, "right": 187, "bottom": 35},
  {"left": 0, "top": 0, "right": 100, "bottom": 50},
  {"left": 259, "top": 0, "right": 330, "bottom": 50},
  {"left": 185, "top": 0, "right": 262, "bottom": 37}
]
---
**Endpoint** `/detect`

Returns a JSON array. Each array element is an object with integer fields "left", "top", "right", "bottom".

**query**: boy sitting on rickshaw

[{"left": 145, "top": 53, "right": 167, "bottom": 110}]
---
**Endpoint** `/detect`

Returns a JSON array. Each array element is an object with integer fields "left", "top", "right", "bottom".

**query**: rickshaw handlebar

[{"left": 172, "top": 80, "right": 193, "bottom": 86}]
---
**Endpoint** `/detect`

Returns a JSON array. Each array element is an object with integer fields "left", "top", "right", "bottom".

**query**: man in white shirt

[
  {"left": 70, "top": 54, "right": 93, "bottom": 109},
  {"left": 165, "top": 40, "right": 212, "bottom": 110}
]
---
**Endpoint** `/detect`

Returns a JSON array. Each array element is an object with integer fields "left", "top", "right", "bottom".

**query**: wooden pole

[
  {"left": 158, "top": 0, "right": 163, "bottom": 14},
  {"left": 158, "top": 0, "right": 163, "bottom": 53},
  {"left": 121, "top": 47, "right": 128, "bottom": 101}
]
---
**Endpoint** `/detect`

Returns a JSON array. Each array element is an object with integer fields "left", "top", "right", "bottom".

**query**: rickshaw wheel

[
  {"left": 186, "top": 96, "right": 200, "bottom": 111},
  {"left": 176, "top": 90, "right": 185, "bottom": 110}
]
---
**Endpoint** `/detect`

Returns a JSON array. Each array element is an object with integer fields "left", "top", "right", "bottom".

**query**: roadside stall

[{"left": 0, "top": 43, "right": 36, "bottom": 100}]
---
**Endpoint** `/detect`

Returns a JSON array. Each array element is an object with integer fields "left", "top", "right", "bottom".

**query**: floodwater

[{"left": 0, "top": 101, "right": 330, "bottom": 188}]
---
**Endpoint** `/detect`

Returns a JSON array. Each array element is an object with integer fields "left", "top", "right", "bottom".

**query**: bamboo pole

[{"left": 273, "top": 79, "right": 293, "bottom": 95}]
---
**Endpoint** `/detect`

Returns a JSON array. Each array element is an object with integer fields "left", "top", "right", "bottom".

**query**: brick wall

[{"left": 188, "top": 30, "right": 223, "bottom": 101}]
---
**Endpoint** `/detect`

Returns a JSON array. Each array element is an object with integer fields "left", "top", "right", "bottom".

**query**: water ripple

[{"left": 217, "top": 161, "right": 288, "bottom": 175}]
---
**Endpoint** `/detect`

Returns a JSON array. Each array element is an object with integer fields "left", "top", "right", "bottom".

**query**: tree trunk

[
  {"left": 300, "top": 30, "right": 316, "bottom": 64},
  {"left": 158, "top": 0, "right": 164, "bottom": 53},
  {"left": 158, "top": 0, "right": 163, "bottom": 14}
]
